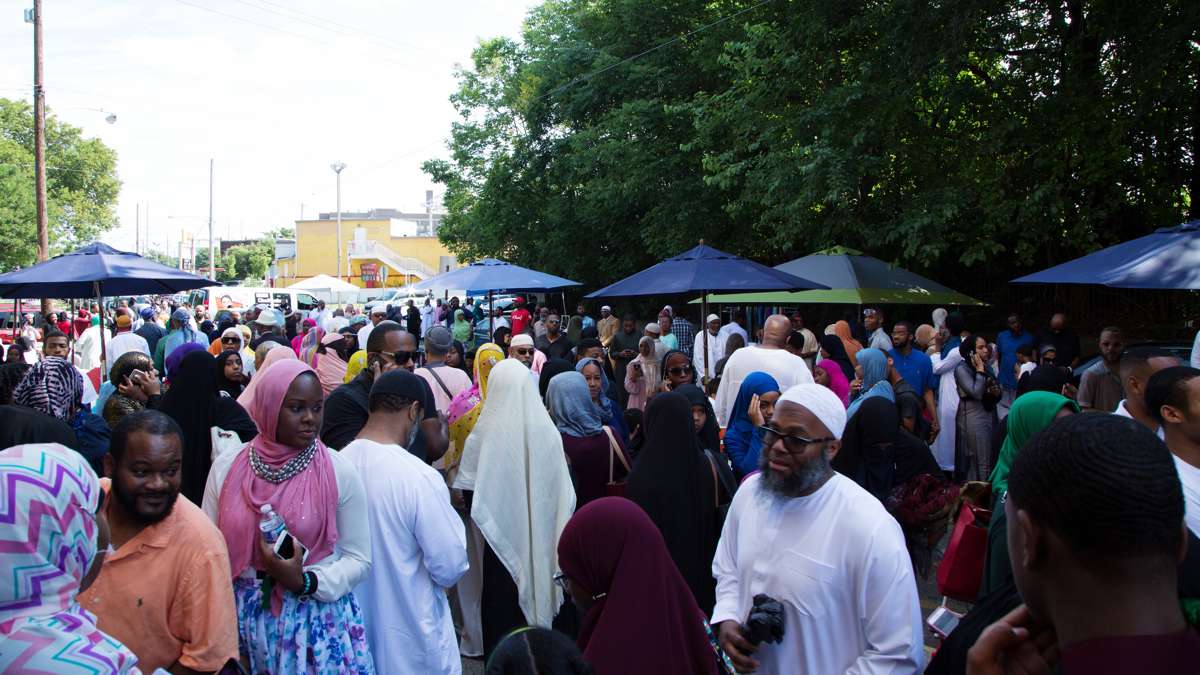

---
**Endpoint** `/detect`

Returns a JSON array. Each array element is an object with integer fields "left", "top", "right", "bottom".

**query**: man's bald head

[{"left": 762, "top": 314, "right": 792, "bottom": 348}]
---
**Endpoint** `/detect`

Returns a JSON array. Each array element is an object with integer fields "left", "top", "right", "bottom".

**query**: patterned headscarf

[
  {"left": 13, "top": 357, "right": 83, "bottom": 421},
  {"left": 0, "top": 443, "right": 140, "bottom": 673}
]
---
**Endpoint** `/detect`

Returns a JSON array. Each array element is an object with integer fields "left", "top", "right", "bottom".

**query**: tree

[
  {"left": 426, "top": 0, "right": 1199, "bottom": 291},
  {"left": 0, "top": 98, "right": 121, "bottom": 272}
]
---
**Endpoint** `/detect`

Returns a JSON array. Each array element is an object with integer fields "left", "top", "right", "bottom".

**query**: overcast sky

[{"left": 0, "top": 0, "right": 536, "bottom": 255}]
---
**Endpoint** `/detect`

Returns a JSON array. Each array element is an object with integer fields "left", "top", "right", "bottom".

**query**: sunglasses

[
  {"left": 380, "top": 350, "right": 418, "bottom": 364},
  {"left": 221, "top": 336, "right": 239, "bottom": 343},
  {"left": 514, "top": 348, "right": 534, "bottom": 356},
  {"left": 667, "top": 365, "right": 692, "bottom": 376},
  {"left": 759, "top": 425, "right": 836, "bottom": 455}
]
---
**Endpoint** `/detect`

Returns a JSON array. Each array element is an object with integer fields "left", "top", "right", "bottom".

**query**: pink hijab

[
  {"left": 236, "top": 346, "right": 296, "bottom": 410},
  {"left": 815, "top": 361, "right": 851, "bottom": 407},
  {"left": 217, "top": 359, "right": 339, "bottom": 614},
  {"left": 314, "top": 332, "right": 348, "bottom": 396}
]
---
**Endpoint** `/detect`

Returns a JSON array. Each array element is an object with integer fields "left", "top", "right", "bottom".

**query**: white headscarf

[
  {"left": 778, "top": 382, "right": 848, "bottom": 440},
  {"left": 932, "top": 308, "right": 948, "bottom": 330},
  {"left": 453, "top": 359, "right": 575, "bottom": 628}
]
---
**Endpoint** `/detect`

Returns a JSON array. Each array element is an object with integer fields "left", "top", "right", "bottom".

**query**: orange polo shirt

[{"left": 78, "top": 480, "right": 239, "bottom": 672}]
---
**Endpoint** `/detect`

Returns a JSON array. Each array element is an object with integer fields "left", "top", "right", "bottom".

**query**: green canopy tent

[{"left": 691, "top": 247, "right": 985, "bottom": 306}]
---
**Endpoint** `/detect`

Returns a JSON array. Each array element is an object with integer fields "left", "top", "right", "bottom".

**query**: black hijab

[
  {"left": 215, "top": 349, "right": 244, "bottom": 398},
  {"left": 817, "top": 334, "right": 856, "bottom": 382},
  {"left": 675, "top": 383, "right": 720, "bottom": 454},
  {"left": 836, "top": 397, "right": 940, "bottom": 502},
  {"left": 626, "top": 391, "right": 717, "bottom": 612},
  {"left": 1016, "top": 364, "right": 1070, "bottom": 397},
  {"left": 539, "top": 359, "right": 575, "bottom": 402},
  {"left": 159, "top": 350, "right": 258, "bottom": 505}
]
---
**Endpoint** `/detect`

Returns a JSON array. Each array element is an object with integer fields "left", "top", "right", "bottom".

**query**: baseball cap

[{"left": 425, "top": 325, "right": 454, "bottom": 352}]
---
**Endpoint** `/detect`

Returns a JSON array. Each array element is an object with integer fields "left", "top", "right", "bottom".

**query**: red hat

[{"left": 514, "top": 296, "right": 526, "bottom": 305}]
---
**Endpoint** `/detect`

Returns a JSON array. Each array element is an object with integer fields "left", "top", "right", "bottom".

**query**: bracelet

[{"left": 299, "top": 571, "right": 316, "bottom": 597}]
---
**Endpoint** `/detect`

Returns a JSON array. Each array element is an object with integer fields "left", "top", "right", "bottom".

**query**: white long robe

[
  {"left": 712, "top": 473, "right": 924, "bottom": 674},
  {"left": 342, "top": 438, "right": 469, "bottom": 675},
  {"left": 713, "top": 346, "right": 813, "bottom": 427},
  {"left": 930, "top": 348, "right": 964, "bottom": 470}
]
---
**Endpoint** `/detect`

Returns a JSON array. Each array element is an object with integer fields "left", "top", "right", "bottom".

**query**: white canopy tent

[{"left": 288, "top": 274, "right": 361, "bottom": 304}]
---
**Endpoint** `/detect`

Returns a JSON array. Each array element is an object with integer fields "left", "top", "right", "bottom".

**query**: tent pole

[
  {"left": 13, "top": 298, "right": 19, "bottom": 341},
  {"left": 702, "top": 291, "right": 710, "bottom": 385},
  {"left": 488, "top": 289, "right": 494, "bottom": 339},
  {"left": 95, "top": 282, "right": 107, "bottom": 380}
]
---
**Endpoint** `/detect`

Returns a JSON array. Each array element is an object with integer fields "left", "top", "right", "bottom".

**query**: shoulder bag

[{"left": 602, "top": 426, "right": 631, "bottom": 497}]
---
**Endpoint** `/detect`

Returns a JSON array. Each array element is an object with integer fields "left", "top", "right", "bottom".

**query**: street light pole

[
  {"left": 32, "top": 0, "right": 49, "bottom": 313},
  {"left": 331, "top": 161, "right": 346, "bottom": 280},
  {"left": 208, "top": 159, "right": 215, "bottom": 281}
]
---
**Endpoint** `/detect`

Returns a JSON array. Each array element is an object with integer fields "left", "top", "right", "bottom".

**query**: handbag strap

[
  {"left": 705, "top": 450, "right": 719, "bottom": 506},
  {"left": 602, "top": 426, "right": 629, "bottom": 482},
  {"left": 421, "top": 365, "right": 454, "bottom": 400}
]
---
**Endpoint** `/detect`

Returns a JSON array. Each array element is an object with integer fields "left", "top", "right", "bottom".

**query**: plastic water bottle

[{"left": 258, "top": 504, "right": 286, "bottom": 544}]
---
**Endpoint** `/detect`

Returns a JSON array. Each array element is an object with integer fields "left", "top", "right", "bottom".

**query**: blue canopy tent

[
  {"left": 0, "top": 242, "right": 218, "bottom": 374},
  {"left": 412, "top": 258, "right": 581, "bottom": 336},
  {"left": 585, "top": 243, "right": 827, "bottom": 378},
  {"left": 1011, "top": 221, "right": 1200, "bottom": 289}
]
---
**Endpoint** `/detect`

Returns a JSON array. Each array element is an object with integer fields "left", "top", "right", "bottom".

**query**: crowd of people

[{"left": 1, "top": 293, "right": 1199, "bottom": 674}]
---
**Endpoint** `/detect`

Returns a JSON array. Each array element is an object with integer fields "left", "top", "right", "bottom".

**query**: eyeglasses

[
  {"left": 667, "top": 365, "right": 692, "bottom": 376},
  {"left": 554, "top": 572, "right": 606, "bottom": 601},
  {"left": 380, "top": 350, "right": 417, "bottom": 364},
  {"left": 221, "top": 337, "right": 239, "bottom": 343},
  {"left": 514, "top": 348, "right": 534, "bottom": 356},
  {"left": 758, "top": 425, "right": 836, "bottom": 455}
]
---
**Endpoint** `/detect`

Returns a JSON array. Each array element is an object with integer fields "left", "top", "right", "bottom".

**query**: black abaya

[
  {"left": 627, "top": 392, "right": 718, "bottom": 614},
  {"left": 159, "top": 350, "right": 258, "bottom": 504}
]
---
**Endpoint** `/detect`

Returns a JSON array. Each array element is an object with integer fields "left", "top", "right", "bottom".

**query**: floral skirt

[{"left": 233, "top": 577, "right": 374, "bottom": 674}]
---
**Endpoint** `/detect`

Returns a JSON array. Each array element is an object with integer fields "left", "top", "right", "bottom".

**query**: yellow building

[{"left": 275, "top": 211, "right": 457, "bottom": 290}]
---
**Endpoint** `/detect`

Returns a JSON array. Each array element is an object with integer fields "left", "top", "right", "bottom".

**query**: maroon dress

[{"left": 560, "top": 431, "right": 627, "bottom": 507}]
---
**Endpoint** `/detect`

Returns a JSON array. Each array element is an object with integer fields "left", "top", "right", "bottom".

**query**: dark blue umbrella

[
  {"left": 411, "top": 258, "right": 580, "bottom": 293},
  {"left": 0, "top": 242, "right": 217, "bottom": 298},
  {"left": 1011, "top": 221, "right": 1200, "bottom": 289},
  {"left": 586, "top": 244, "right": 826, "bottom": 379},
  {"left": 585, "top": 244, "right": 826, "bottom": 298}
]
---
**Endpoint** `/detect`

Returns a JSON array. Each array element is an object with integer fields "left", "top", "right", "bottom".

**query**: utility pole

[
  {"left": 331, "top": 161, "right": 346, "bottom": 279},
  {"left": 208, "top": 159, "right": 215, "bottom": 280},
  {"left": 32, "top": 0, "right": 50, "bottom": 313}
]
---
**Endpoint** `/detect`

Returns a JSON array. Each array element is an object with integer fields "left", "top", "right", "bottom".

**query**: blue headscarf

[
  {"left": 846, "top": 347, "right": 894, "bottom": 419},
  {"left": 575, "top": 358, "right": 613, "bottom": 423},
  {"left": 723, "top": 372, "right": 780, "bottom": 477},
  {"left": 547, "top": 371, "right": 603, "bottom": 438}
]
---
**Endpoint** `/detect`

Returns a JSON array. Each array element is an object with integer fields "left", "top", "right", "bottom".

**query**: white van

[
  {"left": 364, "top": 286, "right": 443, "bottom": 315},
  {"left": 187, "top": 286, "right": 321, "bottom": 316}
]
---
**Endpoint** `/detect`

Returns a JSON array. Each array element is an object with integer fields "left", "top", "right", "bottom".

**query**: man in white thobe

[
  {"left": 716, "top": 310, "right": 751, "bottom": 349},
  {"left": 713, "top": 383, "right": 924, "bottom": 674},
  {"left": 714, "top": 315, "right": 812, "bottom": 427},
  {"left": 693, "top": 313, "right": 724, "bottom": 383},
  {"left": 105, "top": 312, "right": 150, "bottom": 371},
  {"left": 74, "top": 318, "right": 111, "bottom": 372},
  {"left": 343, "top": 369, "right": 469, "bottom": 675}
]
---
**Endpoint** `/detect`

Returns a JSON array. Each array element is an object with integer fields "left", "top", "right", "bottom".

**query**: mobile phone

[
  {"left": 926, "top": 604, "right": 963, "bottom": 638},
  {"left": 129, "top": 369, "right": 147, "bottom": 383},
  {"left": 272, "top": 533, "right": 294, "bottom": 560}
]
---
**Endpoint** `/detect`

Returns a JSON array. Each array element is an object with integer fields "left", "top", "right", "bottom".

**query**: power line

[
  {"left": 232, "top": 0, "right": 415, "bottom": 51},
  {"left": 171, "top": 0, "right": 331, "bottom": 44}
]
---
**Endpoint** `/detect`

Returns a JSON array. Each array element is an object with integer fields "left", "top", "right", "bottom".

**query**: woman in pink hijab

[{"left": 201, "top": 359, "right": 373, "bottom": 673}]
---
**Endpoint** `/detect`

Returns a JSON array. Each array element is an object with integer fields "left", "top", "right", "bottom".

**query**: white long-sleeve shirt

[
  {"left": 693, "top": 330, "right": 723, "bottom": 381},
  {"left": 713, "top": 346, "right": 813, "bottom": 427},
  {"left": 1191, "top": 329, "right": 1200, "bottom": 369},
  {"left": 341, "top": 438, "right": 469, "bottom": 675},
  {"left": 712, "top": 473, "right": 924, "bottom": 674},
  {"left": 202, "top": 444, "right": 372, "bottom": 604}
]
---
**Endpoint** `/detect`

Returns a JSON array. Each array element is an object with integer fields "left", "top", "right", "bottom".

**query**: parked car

[{"left": 1070, "top": 341, "right": 1194, "bottom": 384}]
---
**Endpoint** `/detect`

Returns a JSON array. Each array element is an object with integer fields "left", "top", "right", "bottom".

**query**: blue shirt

[
  {"left": 995, "top": 330, "right": 1035, "bottom": 389},
  {"left": 888, "top": 347, "right": 934, "bottom": 394}
]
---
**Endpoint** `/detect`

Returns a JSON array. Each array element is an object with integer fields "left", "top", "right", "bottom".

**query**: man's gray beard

[{"left": 760, "top": 446, "right": 833, "bottom": 500}]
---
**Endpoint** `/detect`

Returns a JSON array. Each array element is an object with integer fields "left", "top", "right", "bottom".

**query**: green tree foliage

[
  {"left": 426, "top": 0, "right": 1199, "bottom": 283},
  {"left": 0, "top": 98, "right": 121, "bottom": 272}
]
